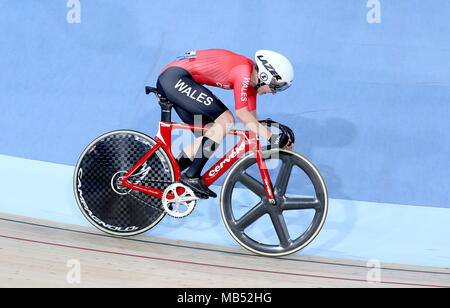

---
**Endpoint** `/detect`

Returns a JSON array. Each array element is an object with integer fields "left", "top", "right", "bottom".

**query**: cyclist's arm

[
  {"left": 236, "top": 107, "right": 272, "bottom": 140},
  {"left": 231, "top": 65, "right": 271, "bottom": 139},
  {"left": 249, "top": 110, "right": 260, "bottom": 121}
]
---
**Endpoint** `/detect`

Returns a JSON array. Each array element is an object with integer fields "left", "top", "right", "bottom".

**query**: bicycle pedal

[{"left": 196, "top": 193, "right": 209, "bottom": 200}]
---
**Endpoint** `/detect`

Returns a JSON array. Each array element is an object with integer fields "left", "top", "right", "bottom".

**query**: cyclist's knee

[
  {"left": 217, "top": 110, "right": 235, "bottom": 131},
  {"left": 205, "top": 111, "right": 234, "bottom": 141}
]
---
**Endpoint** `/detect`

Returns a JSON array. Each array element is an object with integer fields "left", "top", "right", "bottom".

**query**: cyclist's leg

[
  {"left": 180, "top": 115, "right": 233, "bottom": 197},
  {"left": 157, "top": 67, "right": 211, "bottom": 169},
  {"left": 170, "top": 106, "right": 207, "bottom": 172},
  {"left": 182, "top": 112, "right": 234, "bottom": 198},
  {"left": 180, "top": 110, "right": 234, "bottom": 163},
  {"left": 157, "top": 67, "right": 234, "bottom": 197}
]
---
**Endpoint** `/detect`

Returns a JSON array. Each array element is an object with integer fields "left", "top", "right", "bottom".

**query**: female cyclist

[{"left": 156, "top": 49, "right": 294, "bottom": 198}]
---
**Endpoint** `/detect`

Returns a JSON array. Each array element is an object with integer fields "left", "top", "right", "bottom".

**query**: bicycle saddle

[
  {"left": 145, "top": 86, "right": 160, "bottom": 95},
  {"left": 145, "top": 86, "right": 170, "bottom": 104}
]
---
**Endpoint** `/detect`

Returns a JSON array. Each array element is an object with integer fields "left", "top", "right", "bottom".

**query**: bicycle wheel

[
  {"left": 73, "top": 130, "right": 174, "bottom": 236},
  {"left": 220, "top": 149, "right": 328, "bottom": 257}
]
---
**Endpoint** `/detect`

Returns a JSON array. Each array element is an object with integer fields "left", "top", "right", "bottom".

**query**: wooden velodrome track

[{"left": 0, "top": 212, "right": 448, "bottom": 288}]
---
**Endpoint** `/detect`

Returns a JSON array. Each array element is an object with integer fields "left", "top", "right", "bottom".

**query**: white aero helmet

[{"left": 254, "top": 50, "right": 294, "bottom": 92}]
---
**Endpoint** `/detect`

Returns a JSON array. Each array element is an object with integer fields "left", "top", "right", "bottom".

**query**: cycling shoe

[{"left": 180, "top": 174, "right": 217, "bottom": 198}]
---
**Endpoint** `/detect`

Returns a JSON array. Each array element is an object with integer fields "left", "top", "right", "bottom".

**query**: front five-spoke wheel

[{"left": 220, "top": 149, "right": 328, "bottom": 257}]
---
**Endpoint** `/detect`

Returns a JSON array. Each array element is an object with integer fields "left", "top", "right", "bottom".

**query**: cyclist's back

[{"left": 159, "top": 49, "right": 257, "bottom": 114}]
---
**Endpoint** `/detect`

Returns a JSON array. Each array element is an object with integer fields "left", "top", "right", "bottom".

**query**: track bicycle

[{"left": 73, "top": 86, "right": 328, "bottom": 257}]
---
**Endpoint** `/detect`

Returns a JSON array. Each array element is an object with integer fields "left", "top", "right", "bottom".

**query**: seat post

[
  {"left": 159, "top": 98, "right": 173, "bottom": 122},
  {"left": 145, "top": 86, "right": 173, "bottom": 122}
]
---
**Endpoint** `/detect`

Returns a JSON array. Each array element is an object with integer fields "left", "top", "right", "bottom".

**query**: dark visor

[{"left": 268, "top": 78, "right": 290, "bottom": 92}]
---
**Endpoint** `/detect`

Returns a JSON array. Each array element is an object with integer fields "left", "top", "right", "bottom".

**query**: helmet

[{"left": 254, "top": 50, "right": 294, "bottom": 92}]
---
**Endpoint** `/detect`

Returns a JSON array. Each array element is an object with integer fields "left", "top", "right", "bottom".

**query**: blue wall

[{"left": 1, "top": 0, "right": 449, "bottom": 208}]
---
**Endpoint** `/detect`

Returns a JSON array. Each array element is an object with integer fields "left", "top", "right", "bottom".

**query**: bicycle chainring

[{"left": 162, "top": 183, "right": 197, "bottom": 218}]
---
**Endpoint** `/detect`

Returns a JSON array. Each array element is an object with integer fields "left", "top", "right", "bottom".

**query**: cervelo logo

[
  {"left": 208, "top": 143, "right": 246, "bottom": 177},
  {"left": 174, "top": 79, "right": 213, "bottom": 106},
  {"left": 257, "top": 55, "right": 282, "bottom": 81}
]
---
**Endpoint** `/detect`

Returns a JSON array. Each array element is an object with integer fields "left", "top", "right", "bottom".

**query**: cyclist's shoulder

[
  {"left": 198, "top": 48, "right": 239, "bottom": 56},
  {"left": 200, "top": 49, "right": 251, "bottom": 61},
  {"left": 167, "top": 49, "right": 252, "bottom": 66},
  {"left": 229, "top": 59, "right": 254, "bottom": 82}
]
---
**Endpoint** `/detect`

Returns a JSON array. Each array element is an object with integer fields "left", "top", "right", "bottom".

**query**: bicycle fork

[{"left": 250, "top": 133, "right": 277, "bottom": 205}]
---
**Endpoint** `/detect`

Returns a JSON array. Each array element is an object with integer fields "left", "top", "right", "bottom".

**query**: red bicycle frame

[{"left": 120, "top": 120, "right": 276, "bottom": 203}]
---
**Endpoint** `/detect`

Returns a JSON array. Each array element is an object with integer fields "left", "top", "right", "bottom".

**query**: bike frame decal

[{"left": 121, "top": 121, "right": 275, "bottom": 202}]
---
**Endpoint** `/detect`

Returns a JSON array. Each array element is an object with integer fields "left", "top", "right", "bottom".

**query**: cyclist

[{"left": 156, "top": 49, "right": 294, "bottom": 198}]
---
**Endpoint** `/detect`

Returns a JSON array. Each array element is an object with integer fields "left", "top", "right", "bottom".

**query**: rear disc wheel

[{"left": 73, "top": 130, "right": 174, "bottom": 236}]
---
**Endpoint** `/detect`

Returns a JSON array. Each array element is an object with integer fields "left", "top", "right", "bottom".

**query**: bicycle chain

[
  {"left": 126, "top": 178, "right": 173, "bottom": 213},
  {"left": 128, "top": 190, "right": 163, "bottom": 212}
]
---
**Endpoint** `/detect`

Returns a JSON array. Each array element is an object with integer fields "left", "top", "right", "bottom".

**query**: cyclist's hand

[
  {"left": 270, "top": 132, "right": 290, "bottom": 148},
  {"left": 284, "top": 139, "right": 295, "bottom": 150},
  {"left": 261, "top": 119, "right": 295, "bottom": 150},
  {"left": 279, "top": 124, "right": 295, "bottom": 150}
]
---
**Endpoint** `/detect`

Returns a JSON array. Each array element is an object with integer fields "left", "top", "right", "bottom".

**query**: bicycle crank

[{"left": 162, "top": 183, "right": 199, "bottom": 218}]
